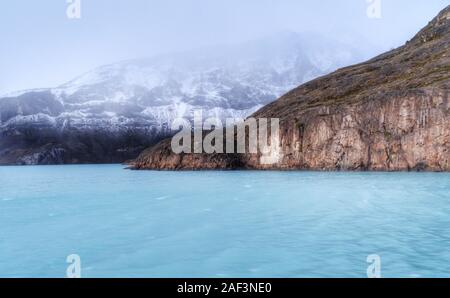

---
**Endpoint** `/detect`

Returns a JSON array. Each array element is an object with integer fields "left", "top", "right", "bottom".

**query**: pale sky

[{"left": 0, "top": 0, "right": 448, "bottom": 95}]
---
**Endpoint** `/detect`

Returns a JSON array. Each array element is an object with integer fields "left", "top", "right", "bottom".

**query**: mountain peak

[
  {"left": 410, "top": 5, "right": 450, "bottom": 45},
  {"left": 132, "top": 5, "right": 450, "bottom": 172}
]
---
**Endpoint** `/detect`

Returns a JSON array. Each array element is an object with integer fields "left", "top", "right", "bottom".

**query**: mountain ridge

[
  {"left": 0, "top": 32, "right": 364, "bottom": 165},
  {"left": 133, "top": 6, "right": 450, "bottom": 171}
]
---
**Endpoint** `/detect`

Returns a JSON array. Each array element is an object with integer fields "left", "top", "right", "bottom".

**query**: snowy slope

[{"left": 0, "top": 32, "right": 366, "bottom": 164}]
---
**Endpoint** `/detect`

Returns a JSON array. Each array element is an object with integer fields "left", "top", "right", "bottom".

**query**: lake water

[{"left": 0, "top": 164, "right": 449, "bottom": 277}]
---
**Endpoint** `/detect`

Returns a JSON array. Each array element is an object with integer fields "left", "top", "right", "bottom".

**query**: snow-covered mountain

[{"left": 0, "top": 32, "right": 366, "bottom": 165}]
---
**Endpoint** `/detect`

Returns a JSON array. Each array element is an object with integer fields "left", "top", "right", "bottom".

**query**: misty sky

[{"left": 0, "top": 0, "right": 448, "bottom": 95}]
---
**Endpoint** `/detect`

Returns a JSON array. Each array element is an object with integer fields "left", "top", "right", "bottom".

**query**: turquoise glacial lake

[{"left": 0, "top": 164, "right": 449, "bottom": 277}]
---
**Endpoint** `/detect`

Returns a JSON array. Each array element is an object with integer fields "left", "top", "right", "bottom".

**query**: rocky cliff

[
  {"left": 133, "top": 6, "right": 450, "bottom": 171},
  {"left": 1, "top": 33, "right": 363, "bottom": 165}
]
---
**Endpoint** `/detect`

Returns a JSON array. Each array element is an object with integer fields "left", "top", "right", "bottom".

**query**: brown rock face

[
  {"left": 131, "top": 137, "right": 244, "bottom": 170},
  {"left": 133, "top": 6, "right": 450, "bottom": 171},
  {"left": 244, "top": 89, "right": 448, "bottom": 171}
]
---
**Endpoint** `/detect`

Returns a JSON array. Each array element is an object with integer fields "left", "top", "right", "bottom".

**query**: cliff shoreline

[{"left": 132, "top": 6, "right": 450, "bottom": 172}]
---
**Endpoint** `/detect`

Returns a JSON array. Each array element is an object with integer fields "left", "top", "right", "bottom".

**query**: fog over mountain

[
  {"left": 2, "top": 0, "right": 447, "bottom": 95},
  {"left": 133, "top": 6, "right": 450, "bottom": 172},
  {"left": 0, "top": 32, "right": 366, "bottom": 165}
]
